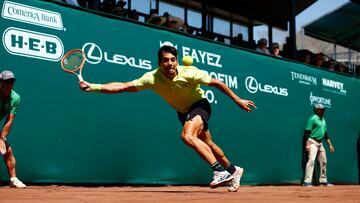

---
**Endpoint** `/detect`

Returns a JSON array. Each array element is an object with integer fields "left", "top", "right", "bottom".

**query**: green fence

[{"left": 0, "top": 0, "right": 359, "bottom": 185}]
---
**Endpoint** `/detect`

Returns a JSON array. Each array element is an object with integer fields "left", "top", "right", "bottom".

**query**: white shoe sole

[
  {"left": 210, "top": 175, "right": 234, "bottom": 188},
  {"left": 228, "top": 168, "right": 244, "bottom": 192}
]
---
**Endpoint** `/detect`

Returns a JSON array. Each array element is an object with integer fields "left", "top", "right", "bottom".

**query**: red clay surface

[{"left": 0, "top": 185, "right": 359, "bottom": 203}]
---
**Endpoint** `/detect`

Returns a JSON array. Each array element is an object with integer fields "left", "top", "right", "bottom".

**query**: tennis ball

[{"left": 182, "top": 55, "right": 193, "bottom": 66}]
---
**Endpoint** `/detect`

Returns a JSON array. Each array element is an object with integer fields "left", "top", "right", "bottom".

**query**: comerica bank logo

[
  {"left": 82, "top": 42, "right": 152, "bottom": 70},
  {"left": 2, "top": 27, "right": 63, "bottom": 61},
  {"left": 1, "top": 1, "right": 63, "bottom": 30},
  {"left": 245, "top": 76, "right": 288, "bottom": 96}
]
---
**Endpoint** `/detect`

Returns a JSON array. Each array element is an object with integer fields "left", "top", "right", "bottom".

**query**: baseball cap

[
  {"left": 0, "top": 70, "right": 16, "bottom": 81},
  {"left": 314, "top": 103, "right": 326, "bottom": 110}
]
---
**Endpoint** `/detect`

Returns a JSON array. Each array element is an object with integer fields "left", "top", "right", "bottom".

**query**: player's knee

[
  {"left": 181, "top": 132, "right": 196, "bottom": 145},
  {"left": 5, "top": 146, "right": 13, "bottom": 155}
]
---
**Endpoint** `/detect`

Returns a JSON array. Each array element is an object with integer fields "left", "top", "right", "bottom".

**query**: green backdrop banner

[{"left": 0, "top": 0, "right": 359, "bottom": 185}]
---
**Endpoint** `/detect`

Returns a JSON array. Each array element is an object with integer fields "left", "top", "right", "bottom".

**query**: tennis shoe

[
  {"left": 228, "top": 166, "right": 244, "bottom": 192},
  {"left": 209, "top": 171, "right": 233, "bottom": 188},
  {"left": 320, "top": 182, "right": 334, "bottom": 187},
  {"left": 302, "top": 182, "right": 313, "bottom": 187},
  {"left": 10, "top": 177, "right": 26, "bottom": 188}
]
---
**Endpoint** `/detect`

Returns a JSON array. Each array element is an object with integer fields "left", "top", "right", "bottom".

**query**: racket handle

[{"left": 77, "top": 74, "right": 84, "bottom": 81}]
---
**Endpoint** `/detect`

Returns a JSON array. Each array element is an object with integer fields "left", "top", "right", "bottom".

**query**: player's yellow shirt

[{"left": 132, "top": 65, "right": 211, "bottom": 113}]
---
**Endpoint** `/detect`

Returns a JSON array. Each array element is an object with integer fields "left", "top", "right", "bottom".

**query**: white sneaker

[
  {"left": 228, "top": 166, "right": 244, "bottom": 192},
  {"left": 209, "top": 171, "right": 233, "bottom": 188},
  {"left": 10, "top": 177, "right": 26, "bottom": 188}
]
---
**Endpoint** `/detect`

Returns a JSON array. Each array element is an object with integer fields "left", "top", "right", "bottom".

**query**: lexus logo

[
  {"left": 81, "top": 42, "right": 152, "bottom": 70},
  {"left": 244, "top": 76, "right": 288, "bottom": 96},
  {"left": 82, "top": 42, "right": 102, "bottom": 64},
  {"left": 245, "top": 76, "right": 258, "bottom": 93}
]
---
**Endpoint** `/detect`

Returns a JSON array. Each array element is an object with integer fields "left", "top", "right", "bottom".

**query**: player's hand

[
  {"left": 235, "top": 98, "right": 256, "bottom": 112},
  {"left": 329, "top": 145, "right": 334, "bottom": 153},
  {"left": 0, "top": 139, "right": 7, "bottom": 155},
  {"left": 305, "top": 141, "right": 311, "bottom": 152},
  {"left": 79, "top": 81, "right": 91, "bottom": 92}
]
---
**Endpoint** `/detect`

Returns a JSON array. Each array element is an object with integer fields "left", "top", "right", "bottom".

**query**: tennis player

[
  {"left": 80, "top": 45, "right": 256, "bottom": 191},
  {"left": 0, "top": 70, "right": 26, "bottom": 188}
]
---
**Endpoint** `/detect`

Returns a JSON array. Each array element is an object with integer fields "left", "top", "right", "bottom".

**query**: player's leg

[
  {"left": 318, "top": 144, "right": 332, "bottom": 186},
  {"left": 3, "top": 144, "right": 26, "bottom": 188},
  {"left": 181, "top": 115, "right": 217, "bottom": 164},
  {"left": 303, "top": 143, "right": 318, "bottom": 186},
  {"left": 181, "top": 115, "right": 233, "bottom": 188},
  {"left": 199, "top": 130, "right": 244, "bottom": 192}
]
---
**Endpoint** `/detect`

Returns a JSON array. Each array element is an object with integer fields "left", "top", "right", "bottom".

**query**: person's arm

[
  {"left": 0, "top": 114, "right": 15, "bottom": 154},
  {"left": 208, "top": 78, "right": 256, "bottom": 112},
  {"left": 325, "top": 132, "right": 334, "bottom": 153},
  {"left": 1, "top": 114, "right": 15, "bottom": 141},
  {"left": 80, "top": 81, "right": 139, "bottom": 93},
  {"left": 304, "top": 130, "right": 311, "bottom": 151}
]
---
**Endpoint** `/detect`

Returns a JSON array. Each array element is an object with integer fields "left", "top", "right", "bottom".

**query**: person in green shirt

[
  {"left": 0, "top": 70, "right": 26, "bottom": 188},
  {"left": 80, "top": 45, "right": 256, "bottom": 192},
  {"left": 303, "top": 103, "right": 335, "bottom": 187}
]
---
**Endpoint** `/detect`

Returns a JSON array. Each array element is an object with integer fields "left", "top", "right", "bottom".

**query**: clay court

[{"left": 0, "top": 185, "right": 359, "bottom": 203}]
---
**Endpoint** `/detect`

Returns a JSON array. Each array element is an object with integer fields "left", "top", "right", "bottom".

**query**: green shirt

[
  {"left": 305, "top": 114, "right": 327, "bottom": 141},
  {"left": 133, "top": 65, "right": 211, "bottom": 113}
]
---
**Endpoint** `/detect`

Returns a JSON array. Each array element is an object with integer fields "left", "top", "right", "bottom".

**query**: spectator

[
  {"left": 322, "top": 60, "right": 335, "bottom": 71},
  {"left": 216, "top": 36, "right": 225, "bottom": 43},
  {"left": 282, "top": 37, "right": 292, "bottom": 58},
  {"left": 296, "top": 50, "right": 313, "bottom": 64},
  {"left": 312, "top": 53, "right": 325, "bottom": 67},
  {"left": 146, "top": 13, "right": 166, "bottom": 26},
  {"left": 356, "top": 65, "right": 360, "bottom": 76},
  {"left": 128, "top": 9, "right": 139, "bottom": 21},
  {"left": 100, "top": 0, "right": 116, "bottom": 13},
  {"left": 179, "top": 22, "right": 194, "bottom": 35},
  {"left": 271, "top": 42, "right": 281, "bottom": 57},
  {"left": 335, "top": 63, "right": 348, "bottom": 73},
  {"left": 255, "top": 38, "right": 270, "bottom": 55},
  {"left": 167, "top": 16, "right": 184, "bottom": 30},
  {"left": 231, "top": 34, "right": 247, "bottom": 48},
  {"left": 112, "top": 0, "right": 126, "bottom": 17},
  {"left": 249, "top": 39, "right": 257, "bottom": 50}
]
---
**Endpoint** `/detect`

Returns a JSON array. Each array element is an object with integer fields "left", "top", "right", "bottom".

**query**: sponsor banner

[
  {"left": 82, "top": 42, "right": 152, "bottom": 70},
  {"left": 1, "top": 1, "right": 63, "bottom": 30},
  {"left": 290, "top": 71, "right": 317, "bottom": 86},
  {"left": 245, "top": 76, "right": 288, "bottom": 96},
  {"left": 2, "top": 27, "right": 63, "bottom": 61},
  {"left": 309, "top": 92, "right": 332, "bottom": 108},
  {"left": 322, "top": 78, "right": 347, "bottom": 95}
]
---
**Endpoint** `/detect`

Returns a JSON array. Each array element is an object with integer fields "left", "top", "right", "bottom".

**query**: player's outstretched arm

[
  {"left": 208, "top": 78, "right": 256, "bottom": 112},
  {"left": 79, "top": 81, "right": 139, "bottom": 93}
]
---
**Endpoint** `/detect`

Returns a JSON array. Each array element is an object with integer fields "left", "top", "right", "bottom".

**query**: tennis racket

[{"left": 61, "top": 49, "right": 86, "bottom": 81}]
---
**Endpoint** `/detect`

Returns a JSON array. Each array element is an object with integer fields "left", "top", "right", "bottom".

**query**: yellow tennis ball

[{"left": 182, "top": 55, "right": 193, "bottom": 66}]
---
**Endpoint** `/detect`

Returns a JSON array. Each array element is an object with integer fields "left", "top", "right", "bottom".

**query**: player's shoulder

[
  {"left": 10, "top": 90, "right": 20, "bottom": 104},
  {"left": 11, "top": 90, "right": 20, "bottom": 100}
]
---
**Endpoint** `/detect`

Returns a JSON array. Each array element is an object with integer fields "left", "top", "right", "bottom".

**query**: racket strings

[{"left": 62, "top": 52, "right": 84, "bottom": 71}]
